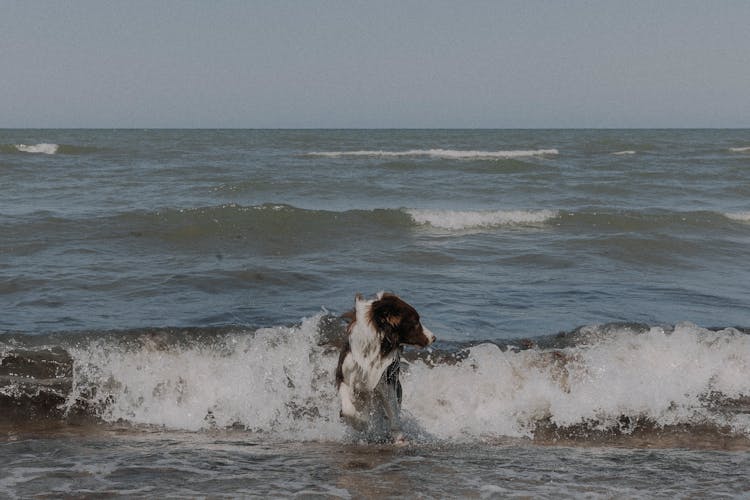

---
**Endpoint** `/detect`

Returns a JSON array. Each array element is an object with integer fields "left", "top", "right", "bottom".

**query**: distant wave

[
  {"left": 612, "top": 150, "right": 636, "bottom": 155},
  {"left": 15, "top": 143, "right": 59, "bottom": 154},
  {"left": 725, "top": 211, "right": 750, "bottom": 222},
  {"left": 123, "top": 204, "right": 560, "bottom": 238},
  {"left": 7, "top": 205, "right": 748, "bottom": 245},
  {"left": 406, "top": 208, "right": 750, "bottom": 232},
  {"left": 307, "top": 148, "right": 559, "bottom": 160},
  {"left": 0, "top": 143, "right": 100, "bottom": 155},
  {"left": 407, "top": 209, "right": 558, "bottom": 230},
  {"left": 729, "top": 146, "right": 750, "bottom": 152}
]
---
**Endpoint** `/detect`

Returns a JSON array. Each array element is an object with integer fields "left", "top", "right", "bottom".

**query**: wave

[
  {"left": 410, "top": 323, "right": 750, "bottom": 442},
  {"left": 14, "top": 143, "right": 59, "bottom": 154},
  {"left": 406, "top": 208, "right": 748, "bottom": 233},
  {"left": 307, "top": 149, "right": 559, "bottom": 160},
  {"left": 0, "top": 143, "right": 101, "bottom": 155},
  {"left": 1, "top": 317, "right": 749, "bottom": 446},
  {"left": 729, "top": 146, "right": 750, "bottom": 153},
  {"left": 406, "top": 209, "right": 558, "bottom": 230},
  {"left": 5, "top": 206, "right": 749, "bottom": 250},
  {"left": 104, "top": 204, "right": 561, "bottom": 240},
  {"left": 724, "top": 211, "right": 750, "bottom": 222},
  {"left": 612, "top": 150, "right": 636, "bottom": 155}
]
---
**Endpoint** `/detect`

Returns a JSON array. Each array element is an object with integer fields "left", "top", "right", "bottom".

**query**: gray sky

[{"left": 2, "top": 1, "right": 749, "bottom": 128}]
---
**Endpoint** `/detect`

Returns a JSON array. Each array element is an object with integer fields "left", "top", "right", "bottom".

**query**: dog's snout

[{"left": 423, "top": 327, "right": 436, "bottom": 345}]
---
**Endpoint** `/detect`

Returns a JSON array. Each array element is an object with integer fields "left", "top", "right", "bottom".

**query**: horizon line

[{"left": 2, "top": 126, "right": 750, "bottom": 131}]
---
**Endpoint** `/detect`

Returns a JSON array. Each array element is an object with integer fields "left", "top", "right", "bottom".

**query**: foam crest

[
  {"left": 308, "top": 149, "right": 558, "bottom": 159},
  {"left": 406, "top": 209, "right": 558, "bottom": 230},
  {"left": 15, "top": 143, "right": 59, "bottom": 154},
  {"left": 725, "top": 212, "right": 750, "bottom": 222},
  {"left": 612, "top": 150, "right": 636, "bottom": 155},
  {"left": 64, "top": 315, "right": 345, "bottom": 440},
  {"left": 403, "top": 323, "right": 750, "bottom": 440},
  {"left": 729, "top": 146, "right": 750, "bottom": 152}
]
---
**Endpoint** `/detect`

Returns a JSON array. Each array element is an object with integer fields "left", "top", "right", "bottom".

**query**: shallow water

[{"left": 2, "top": 429, "right": 749, "bottom": 498}]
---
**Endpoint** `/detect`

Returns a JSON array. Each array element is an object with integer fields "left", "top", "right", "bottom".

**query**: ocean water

[{"left": 1, "top": 129, "right": 749, "bottom": 497}]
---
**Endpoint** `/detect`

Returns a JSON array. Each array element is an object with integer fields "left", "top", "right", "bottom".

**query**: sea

[{"left": 1, "top": 129, "right": 749, "bottom": 498}]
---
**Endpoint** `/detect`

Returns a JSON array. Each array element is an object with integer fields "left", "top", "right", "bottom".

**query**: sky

[{"left": 1, "top": 1, "right": 749, "bottom": 128}]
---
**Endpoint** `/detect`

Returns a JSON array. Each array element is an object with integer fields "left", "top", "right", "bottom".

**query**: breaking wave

[
  {"left": 109, "top": 205, "right": 750, "bottom": 236},
  {"left": 729, "top": 146, "right": 750, "bottom": 153},
  {"left": 307, "top": 149, "right": 559, "bottom": 160},
  {"left": 0, "top": 143, "right": 101, "bottom": 155},
  {"left": 14, "top": 143, "right": 59, "bottom": 154},
  {"left": 1, "top": 316, "right": 749, "bottom": 446},
  {"left": 725, "top": 212, "right": 750, "bottom": 222},
  {"left": 6, "top": 205, "right": 750, "bottom": 251},
  {"left": 406, "top": 209, "right": 558, "bottom": 230}
]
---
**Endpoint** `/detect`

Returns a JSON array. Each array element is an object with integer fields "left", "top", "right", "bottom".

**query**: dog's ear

[
  {"left": 370, "top": 296, "right": 400, "bottom": 332},
  {"left": 370, "top": 295, "right": 404, "bottom": 355}
]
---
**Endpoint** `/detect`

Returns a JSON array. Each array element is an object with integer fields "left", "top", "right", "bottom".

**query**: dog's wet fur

[{"left": 336, "top": 292, "right": 435, "bottom": 443}]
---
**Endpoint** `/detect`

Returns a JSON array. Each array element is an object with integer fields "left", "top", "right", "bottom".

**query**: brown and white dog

[{"left": 335, "top": 292, "right": 435, "bottom": 442}]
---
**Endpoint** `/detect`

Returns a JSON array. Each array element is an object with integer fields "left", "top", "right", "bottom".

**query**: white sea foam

[
  {"left": 406, "top": 209, "right": 558, "bottom": 230},
  {"left": 403, "top": 323, "right": 750, "bottom": 440},
  {"left": 308, "top": 148, "right": 559, "bottom": 159},
  {"left": 65, "top": 315, "right": 346, "bottom": 441},
  {"left": 63, "top": 319, "right": 750, "bottom": 442},
  {"left": 15, "top": 143, "right": 59, "bottom": 154},
  {"left": 612, "top": 150, "right": 636, "bottom": 155},
  {"left": 729, "top": 146, "right": 750, "bottom": 152},
  {"left": 724, "top": 211, "right": 750, "bottom": 222}
]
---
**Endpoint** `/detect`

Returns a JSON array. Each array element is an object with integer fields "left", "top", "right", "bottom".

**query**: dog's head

[{"left": 367, "top": 292, "right": 436, "bottom": 354}]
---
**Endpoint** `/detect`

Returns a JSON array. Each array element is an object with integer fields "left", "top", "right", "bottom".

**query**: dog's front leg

[{"left": 339, "top": 382, "right": 367, "bottom": 431}]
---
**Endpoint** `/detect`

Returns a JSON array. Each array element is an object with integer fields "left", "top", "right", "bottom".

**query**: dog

[{"left": 335, "top": 292, "right": 435, "bottom": 442}]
